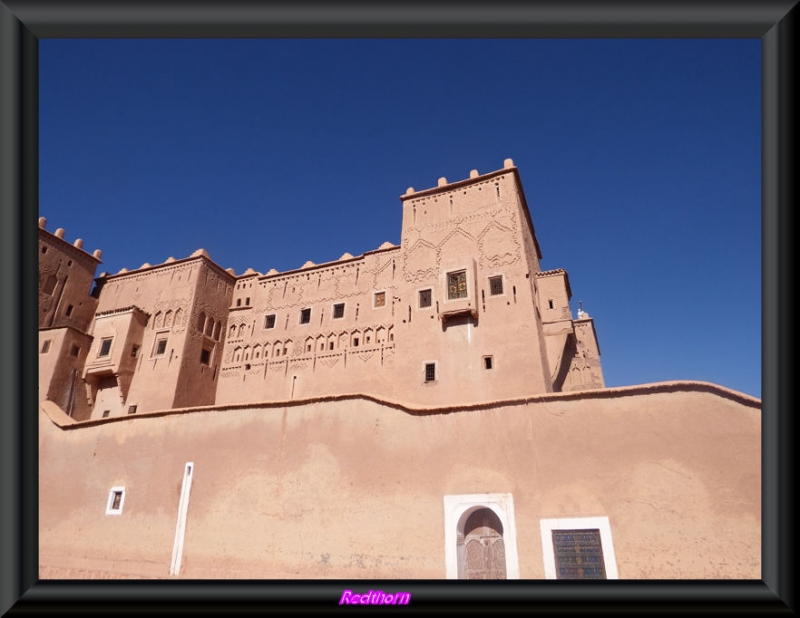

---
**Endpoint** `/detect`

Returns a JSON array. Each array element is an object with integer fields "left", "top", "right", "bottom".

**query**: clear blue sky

[{"left": 39, "top": 38, "right": 761, "bottom": 398}]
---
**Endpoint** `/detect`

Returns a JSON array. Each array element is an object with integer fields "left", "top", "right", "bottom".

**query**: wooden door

[{"left": 464, "top": 508, "right": 507, "bottom": 579}]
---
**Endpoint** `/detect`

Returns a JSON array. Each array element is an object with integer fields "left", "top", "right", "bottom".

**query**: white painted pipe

[{"left": 169, "top": 462, "right": 194, "bottom": 576}]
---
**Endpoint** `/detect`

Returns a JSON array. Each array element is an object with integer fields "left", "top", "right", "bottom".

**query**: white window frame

[
  {"left": 539, "top": 516, "right": 619, "bottom": 579},
  {"left": 151, "top": 330, "right": 169, "bottom": 358},
  {"left": 417, "top": 287, "right": 434, "bottom": 310},
  {"left": 423, "top": 360, "right": 438, "bottom": 384},
  {"left": 105, "top": 486, "right": 126, "bottom": 515},
  {"left": 487, "top": 273, "right": 506, "bottom": 297},
  {"left": 98, "top": 336, "right": 114, "bottom": 358},
  {"left": 443, "top": 493, "right": 520, "bottom": 579},
  {"left": 372, "top": 289, "right": 387, "bottom": 309},
  {"left": 332, "top": 302, "right": 346, "bottom": 319}
]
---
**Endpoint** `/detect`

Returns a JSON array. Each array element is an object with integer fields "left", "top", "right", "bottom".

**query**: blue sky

[{"left": 39, "top": 38, "right": 761, "bottom": 398}]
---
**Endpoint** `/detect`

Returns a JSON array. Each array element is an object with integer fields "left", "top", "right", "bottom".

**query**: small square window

[
  {"left": 333, "top": 303, "right": 345, "bottom": 319},
  {"left": 484, "top": 356, "right": 493, "bottom": 370},
  {"left": 70, "top": 345, "right": 80, "bottom": 357},
  {"left": 419, "top": 289, "right": 432, "bottom": 308},
  {"left": 41, "top": 246, "right": 47, "bottom": 254},
  {"left": 374, "top": 291, "right": 386, "bottom": 308},
  {"left": 98, "top": 338, "right": 113, "bottom": 357},
  {"left": 102, "top": 410, "right": 110, "bottom": 418},
  {"left": 200, "top": 348, "right": 211, "bottom": 366},
  {"left": 40, "top": 340, "right": 51, "bottom": 354},
  {"left": 128, "top": 405, "right": 137, "bottom": 414},
  {"left": 447, "top": 271, "right": 468, "bottom": 300},
  {"left": 300, "top": 308, "right": 311, "bottom": 324},
  {"left": 106, "top": 487, "right": 125, "bottom": 515},
  {"left": 264, "top": 314, "right": 276, "bottom": 329},
  {"left": 489, "top": 276, "right": 504, "bottom": 296},
  {"left": 65, "top": 304, "right": 74, "bottom": 317},
  {"left": 424, "top": 363, "right": 436, "bottom": 383}
]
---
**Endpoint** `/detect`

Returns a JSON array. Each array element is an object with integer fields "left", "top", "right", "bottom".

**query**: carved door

[{"left": 464, "top": 508, "right": 507, "bottom": 579}]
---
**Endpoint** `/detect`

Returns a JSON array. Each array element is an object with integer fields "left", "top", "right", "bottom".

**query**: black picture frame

[{"left": 1, "top": 1, "right": 795, "bottom": 614}]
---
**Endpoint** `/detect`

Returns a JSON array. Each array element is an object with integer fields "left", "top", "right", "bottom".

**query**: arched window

[
  {"left": 238, "top": 323, "right": 246, "bottom": 338},
  {"left": 444, "top": 494, "right": 519, "bottom": 580},
  {"left": 164, "top": 310, "right": 173, "bottom": 327},
  {"left": 463, "top": 509, "right": 506, "bottom": 579},
  {"left": 205, "top": 318, "right": 214, "bottom": 337},
  {"left": 173, "top": 308, "right": 182, "bottom": 328},
  {"left": 229, "top": 323, "right": 236, "bottom": 337},
  {"left": 197, "top": 312, "right": 206, "bottom": 332},
  {"left": 213, "top": 321, "right": 221, "bottom": 340},
  {"left": 154, "top": 311, "right": 164, "bottom": 329}
]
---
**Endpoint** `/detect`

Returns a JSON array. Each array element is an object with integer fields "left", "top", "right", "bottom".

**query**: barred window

[
  {"left": 489, "top": 276, "right": 504, "bottom": 296},
  {"left": 419, "top": 289, "right": 432, "bottom": 308},
  {"left": 333, "top": 303, "right": 345, "bottom": 319},
  {"left": 552, "top": 529, "right": 606, "bottom": 579},
  {"left": 447, "top": 270, "right": 468, "bottom": 300},
  {"left": 264, "top": 314, "right": 276, "bottom": 329},
  {"left": 300, "top": 308, "right": 311, "bottom": 324},
  {"left": 425, "top": 363, "right": 436, "bottom": 382},
  {"left": 374, "top": 291, "right": 386, "bottom": 308}
]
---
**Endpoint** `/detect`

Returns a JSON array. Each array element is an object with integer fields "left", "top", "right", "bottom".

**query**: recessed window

[
  {"left": 333, "top": 303, "right": 345, "bottom": 319},
  {"left": 67, "top": 259, "right": 73, "bottom": 267},
  {"left": 329, "top": 342, "right": 334, "bottom": 350},
  {"left": 200, "top": 348, "right": 211, "bottom": 366},
  {"left": 419, "top": 289, "right": 432, "bottom": 308},
  {"left": 236, "top": 299, "right": 241, "bottom": 307},
  {"left": 447, "top": 270, "right": 468, "bottom": 300},
  {"left": 374, "top": 291, "right": 386, "bottom": 308},
  {"left": 40, "top": 340, "right": 51, "bottom": 354},
  {"left": 70, "top": 345, "right": 80, "bottom": 357},
  {"left": 540, "top": 517, "right": 619, "bottom": 580},
  {"left": 98, "top": 337, "right": 113, "bottom": 357},
  {"left": 102, "top": 410, "right": 110, "bottom": 418},
  {"left": 128, "top": 405, "right": 137, "bottom": 414},
  {"left": 131, "top": 345, "right": 140, "bottom": 358},
  {"left": 245, "top": 297, "right": 250, "bottom": 305},
  {"left": 353, "top": 337, "right": 359, "bottom": 347},
  {"left": 152, "top": 336, "right": 167, "bottom": 357},
  {"left": 41, "top": 246, "right": 47, "bottom": 254},
  {"left": 551, "top": 529, "right": 606, "bottom": 579},
  {"left": 106, "top": 487, "right": 125, "bottom": 515},
  {"left": 300, "top": 308, "right": 311, "bottom": 324},
  {"left": 425, "top": 362, "right": 436, "bottom": 383},
  {"left": 484, "top": 356, "right": 493, "bottom": 370},
  {"left": 245, "top": 363, "right": 251, "bottom": 370},
  {"left": 65, "top": 304, "right": 74, "bottom": 317},
  {"left": 489, "top": 276, "right": 504, "bottom": 296},
  {"left": 264, "top": 314, "right": 276, "bottom": 329},
  {"left": 548, "top": 299, "right": 554, "bottom": 309}
]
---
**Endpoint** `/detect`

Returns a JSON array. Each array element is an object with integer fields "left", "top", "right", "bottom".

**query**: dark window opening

[
  {"left": 236, "top": 299, "right": 241, "bottom": 307},
  {"left": 155, "top": 339, "right": 167, "bottom": 356},
  {"left": 127, "top": 405, "right": 137, "bottom": 415},
  {"left": 447, "top": 270, "right": 468, "bottom": 300},
  {"left": 419, "top": 289, "right": 432, "bottom": 308},
  {"left": 245, "top": 297, "right": 250, "bottom": 305},
  {"left": 67, "top": 260, "right": 73, "bottom": 267},
  {"left": 111, "top": 491, "right": 122, "bottom": 510},
  {"left": 333, "top": 303, "right": 345, "bottom": 319},
  {"left": 353, "top": 337, "right": 359, "bottom": 347},
  {"left": 552, "top": 529, "right": 606, "bottom": 579},
  {"left": 40, "top": 340, "right": 51, "bottom": 354},
  {"left": 484, "top": 356, "right": 493, "bottom": 370},
  {"left": 245, "top": 363, "right": 251, "bottom": 370},
  {"left": 131, "top": 345, "right": 139, "bottom": 358},
  {"left": 548, "top": 299, "right": 554, "bottom": 309},
  {"left": 374, "top": 291, "right": 386, "bottom": 307},
  {"left": 98, "top": 338, "right": 113, "bottom": 357},
  {"left": 65, "top": 304, "right": 74, "bottom": 317},
  {"left": 41, "top": 246, "right": 47, "bottom": 254},
  {"left": 70, "top": 345, "right": 80, "bottom": 357},
  {"left": 265, "top": 314, "right": 276, "bottom": 329},
  {"left": 329, "top": 342, "right": 334, "bottom": 350},
  {"left": 102, "top": 410, "right": 110, "bottom": 418},
  {"left": 300, "top": 308, "right": 311, "bottom": 324},
  {"left": 425, "top": 363, "right": 436, "bottom": 382},
  {"left": 200, "top": 348, "right": 211, "bottom": 366},
  {"left": 489, "top": 276, "right": 504, "bottom": 296}
]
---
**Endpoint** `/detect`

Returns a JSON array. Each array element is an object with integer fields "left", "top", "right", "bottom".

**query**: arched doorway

[{"left": 462, "top": 508, "right": 507, "bottom": 579}]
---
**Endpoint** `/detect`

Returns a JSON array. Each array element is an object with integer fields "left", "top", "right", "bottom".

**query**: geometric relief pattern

[{"left": 478, "top": 220, "right": 520, "bottom": 269}]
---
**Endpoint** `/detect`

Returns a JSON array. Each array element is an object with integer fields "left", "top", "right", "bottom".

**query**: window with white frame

[
  {"left": 106, "top": 487, "right": 126, "bottom": 515},
  {"left": 98, "top": 337, "right": 113, "bottom": 357},
  {"left": 443, "top": 493, "right": 520, "bottom": 579},
  {"left": 539, "top": 516, "right": 619, "bottom": 579}
]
